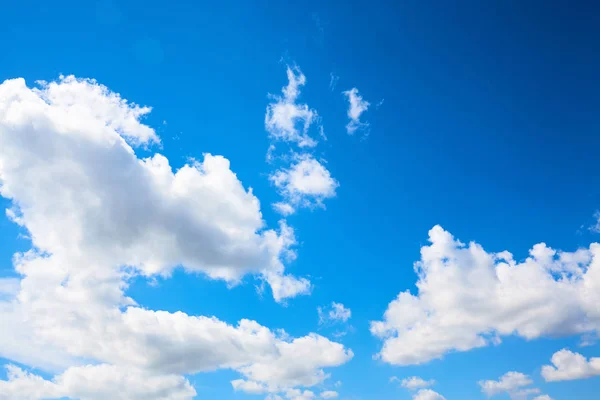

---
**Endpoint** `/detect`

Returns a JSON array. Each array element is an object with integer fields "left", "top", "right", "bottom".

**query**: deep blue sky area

[{"left": 0, "top": 1, "right": 599, "bottom": 399}]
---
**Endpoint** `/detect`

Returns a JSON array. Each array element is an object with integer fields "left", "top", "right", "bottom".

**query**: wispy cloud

[
  {"left": 343, "top": 87, "right": 370, "bottom": 135},
  {"left": 329, "top": 73, "right": 339, "bottom": 91}
]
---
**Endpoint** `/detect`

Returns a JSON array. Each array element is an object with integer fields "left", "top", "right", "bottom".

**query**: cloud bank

[
  {"left": 372, "top": 225, "right": 600, "bottom": 365},
  {"left": 0, "top": 76, "right": 352, "bottom": 399}
]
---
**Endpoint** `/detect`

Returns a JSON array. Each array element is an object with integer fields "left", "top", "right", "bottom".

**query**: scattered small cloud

[
  {"left": 541, "top": 349, "right": 600, "bottom": 382},
  {"left": 398, "top": 376, "right": 435, "bottom": 390},
  {"left": 270, "top": 154, "right": 338, "bottom": 213},
  {"left": 265, "top": 66, "right": 320, "bottom": 148},
  {"left": 318, "top": 302, "right": 351, "bottom": 325},
  {"left": 589, "top": 210, "right": 600, "bottom": 233},
  {"left": 343, "top": 88, "right": 370, "bottom": 135},
  {"left": 265, "top": 66, "right": 338, "bottom": 215},
  {"left": 479, "top": 371, "right": 549, "bottom": 400},
  {"left": 320, "top": 390, "right": 338, "bottom": 398},
  {"left": 394, "top": 375, "right": 445, "bottom": 400}
]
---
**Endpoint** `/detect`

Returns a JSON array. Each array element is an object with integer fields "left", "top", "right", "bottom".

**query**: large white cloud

[
  {"left": 0, "top": 364, "right": 196, "bottom": 400},
  {"left": 541, "top": 349, "right": 600, "bottom": 382},
  {"left": 0, "top": 76, "right": 309, "bottom": 300},
  {"left": 0, "top": 76, "right": 351, "bottom": 398},
  {"left": 371, "top": 225, "right": 600, "bottom": 365}
]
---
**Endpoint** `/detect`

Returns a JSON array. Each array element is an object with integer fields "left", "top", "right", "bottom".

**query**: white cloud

[
  {"left": 343, "top": 88, "right": 369, "bottom": 135},
  {"left": 413, "top": 388, "right": 446, "bottom": 400},
  {"left": 0, "top": 365, "right": 63, "bottom": 400},
  {"left": 396, "top": 375, "right": 441, "bottom": 400},
  {"left": 0, "top": 278, "right": 20, "bottom": 299},
  {"left": 371, "top": 225, "right": 600, "bottom": 365},
  {"left": 590, "top": 210, "right": 600, "bottom": 233},
  {"left": 320, "top": 390, "right": 338, "bottom": 398},
  {"left": 533, "top": 396, "right": 553, "bottom": 400},
  {"left": 479, "top": 372, "right": 533, "bottom": 397},
  {"left": 318, "top": 302, "right": 351, "bottom": 325},
  {"left": 265, "top": 67, "right": 319, "bottom": 148},
  {"left": 265, "top": 67, "right": 337, "bottom": 216},
  {"left": 0, "top": 364, "right": 196, "bottom": 400},
  {"left": 270, "top": 155, "right": 338, "bottom": 212},
  {"left": 478, "top": 372, "right": 549, "bottom": 400},
  {"left": 284, "top": 389, "right": 316, "bottom": 400},
  {"left": 273, "top": 201, "right": 296, "bottom": 216},
  {"left": 0, "top": 76, "right": 309, "bottom": 302},
  {"left": 232, "top": 333, "right": 352, "bottom": 394},
  {"left": 398, "top": 376, "right": 435, "bottom": 390},
  {"left": 231, "top": 378, "right": 268, "bottom": 394},
  {"left": 514, "top": 389, "right": 542, "bottom": 399},
  {"left": 0, "top": 76, "right": 351, "bottom": 397},
  {"left": 541, "top": 349, "right": 600, "bottom": 382}
]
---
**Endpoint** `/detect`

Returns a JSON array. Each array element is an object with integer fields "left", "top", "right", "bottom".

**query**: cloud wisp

[{"left": 343, "top": 87, "right": 370, "bottom": 135}]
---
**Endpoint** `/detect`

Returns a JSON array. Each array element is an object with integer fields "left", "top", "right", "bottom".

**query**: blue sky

[{"left": 1, "top": 1, "right": 600, "bottom": 400}]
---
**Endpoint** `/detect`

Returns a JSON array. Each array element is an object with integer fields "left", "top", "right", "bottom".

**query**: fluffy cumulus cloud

[
  {"left": 394, "top": 375, "right": 443, "bottom": 400},
  {"left": 0, "top": 75, "right": 311, "bottom": 301},
  {"left": 0, "top": 364, "right": 195, "bottom": 400},
  {"left": 265, "top": 67, "right": 338, "bottom": 216},
  {"left": 371, "top": 225, "right": 600, "bottom": 365},
  {"left": 270, "top": 155, "right": 338, "bottom": 213},
  {"left": 412, "top": 389, "right": 446, "bottom": 400},
  {"left": 479, "top": 372, "right": 533, "bottom": 397},
  {"left": 0, "top": 76, "right": 352, "bottom": 398},
  {"left": 343, "top": 87, "right": 369, "bottom": 135},
  {"left": 541, "top": 349, "right": 600, "bottom": 382},
  {"left": 231, "top": 333, "right": 352, "bottom": 396}
]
